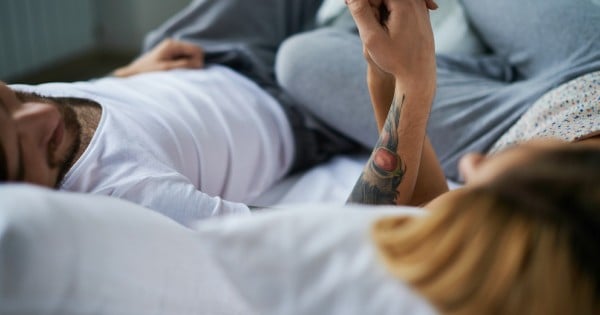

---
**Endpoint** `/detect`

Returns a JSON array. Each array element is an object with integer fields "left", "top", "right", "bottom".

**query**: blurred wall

[
  {"left": 0, "top": 0, "right": 96, "bottom": 79},
  {"left": 0, "top": 0, "right": 190, "bottom": 80},
  {"left": 96, "top": 0, "right": 190, "bottom": 54}
]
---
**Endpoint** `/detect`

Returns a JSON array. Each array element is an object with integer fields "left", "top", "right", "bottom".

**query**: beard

[
  {"left": 50, "top": 101, "right": 81, "bottom": 187},
  {"left": 14, "top": 91, "right": 97, "bottom": 188}
]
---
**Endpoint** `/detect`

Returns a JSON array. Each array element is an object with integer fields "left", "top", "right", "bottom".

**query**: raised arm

[{"left": 347, "top": 0, "right": 447, "bottom": 206}]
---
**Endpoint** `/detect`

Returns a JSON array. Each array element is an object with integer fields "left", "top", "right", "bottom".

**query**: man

[{"left": 0, "top": 0, "right": 358, "bottom": 227}]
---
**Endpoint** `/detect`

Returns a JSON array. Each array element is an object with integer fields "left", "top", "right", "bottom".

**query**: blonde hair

[{"left": 372, "top": 146, "right": 600, "bottom": 314}]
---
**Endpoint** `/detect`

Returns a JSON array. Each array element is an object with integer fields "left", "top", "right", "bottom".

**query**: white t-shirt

[
  {"left": 196, "top": 204, "right": 439, "bottom": 315},
  {"left": 11, "top": 66, "right": 295, "bottom": 226}
]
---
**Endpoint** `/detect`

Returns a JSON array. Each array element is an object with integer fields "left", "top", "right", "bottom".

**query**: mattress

[{"left": 253, "top": 154, "right": 460, "bottom": 208}]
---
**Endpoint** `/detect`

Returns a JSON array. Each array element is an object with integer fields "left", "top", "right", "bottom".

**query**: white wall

[{"left": 96, "top": 0, "right": 190, "bottom": 54}]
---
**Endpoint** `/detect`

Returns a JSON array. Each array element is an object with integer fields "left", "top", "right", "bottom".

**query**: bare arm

[{"left": 347, "top": 0, "right": 447, "bottom": 206}]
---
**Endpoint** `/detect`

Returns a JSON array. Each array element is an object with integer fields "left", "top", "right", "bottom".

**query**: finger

[
  {"left": 172, "top": 41, "right": 204, "bottom": 60},
  {"left": 346, "top": 0, "right": 387, "bottom": 44},
  {"left": 158, "top": 39, "right": 203, "bottom": 61},
  {"left": 162, "top": 57, "right": 203, "bottom": 71},
  {"left": 425, "top": 0, "right": 438, "bottom": 10},
  {"left": 363, "top": 45, "right": 375, "bottom": 65}
]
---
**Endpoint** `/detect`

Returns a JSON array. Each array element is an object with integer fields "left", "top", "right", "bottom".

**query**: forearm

[
  {"left": 348, "top": 80, "right": 433, "bottom": 205},
  {"left": 367, "top": 64, "right": 395, "bottom": 131},
  {"left": 346, "top": 0, "right": 446, "bottom": 206}
]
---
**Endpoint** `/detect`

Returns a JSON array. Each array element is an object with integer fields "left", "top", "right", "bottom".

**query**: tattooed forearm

[{"left": 348, "top": 95, "right": 407, "bottom": 205}]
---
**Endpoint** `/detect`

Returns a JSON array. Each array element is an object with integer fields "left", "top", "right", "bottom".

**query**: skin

[
  {"left": 0, "top": 86, "right": 104, "bottom": 187},
  {"left": 458, "top": 137, "right": 600, "bottom": 187},
  {"left": 114, "top": 39, "right": 204, "bottom": 78},
  {"left": 347, "top": 0, "right": 446, "bottom": 206},
  {"left": 426, "top": 137, "right": 600, "bottom": 210},
  {"left": 0, "top": 85, "right": 78, "bottom": 186}
]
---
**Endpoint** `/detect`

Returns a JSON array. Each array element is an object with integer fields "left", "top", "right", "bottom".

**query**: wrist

[
  {"left": 393, "top": 80, "right": 435, "bottom": 124},
  {"left": 394, "top": 75, "right": 436, "bottom": 102},
  {"left": 391, "top": 55, "right": 437, "bottom": 96}
]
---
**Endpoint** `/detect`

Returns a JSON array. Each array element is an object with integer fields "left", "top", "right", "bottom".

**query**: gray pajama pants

[
  {"left": 276, "top": 0, "right": 600, "bottom": 180},
  {"left": 143, "top": 0, "right": 361, "bottom": 173}
]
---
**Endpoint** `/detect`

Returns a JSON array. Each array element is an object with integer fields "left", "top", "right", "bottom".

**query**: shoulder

[{"left": 194, "top": 205, "right": 437, "bottom": 315}]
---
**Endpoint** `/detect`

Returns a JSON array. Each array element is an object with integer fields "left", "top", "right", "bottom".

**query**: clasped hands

[{"left": 346, "top": 0, "right": 438, "bottom": 86}]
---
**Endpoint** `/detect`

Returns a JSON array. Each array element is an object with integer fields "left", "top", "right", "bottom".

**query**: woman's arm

[{"left": 347, "top": 0, "right": 447, "bottom": 206}]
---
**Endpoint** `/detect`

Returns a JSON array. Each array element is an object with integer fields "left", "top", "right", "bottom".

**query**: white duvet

[{"left": 0, "top": 184, "right": 437, "bottom": 315}]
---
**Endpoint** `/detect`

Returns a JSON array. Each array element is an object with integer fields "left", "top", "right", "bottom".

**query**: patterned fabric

[{"left": 491, "top": 71, "right": 600, "bottom": 153}]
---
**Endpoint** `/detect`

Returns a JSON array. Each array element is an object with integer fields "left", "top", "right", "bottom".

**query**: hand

[
  {"left": 347, "top": 0, "right": 437, "bottom": 84},
  {"left": 114, "top": 39, "right": 204, "bottom": 77},
  {"left": 364, "top": 45, "right": 394, "bottom": 87}
]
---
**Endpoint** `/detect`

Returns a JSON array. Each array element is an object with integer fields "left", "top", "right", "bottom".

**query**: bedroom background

[
  {"left": 1, "top": 0, "right": 486, "bottom": 85},
  {"left": 0, "top": 0, "right": 189, "bottom": 84}
]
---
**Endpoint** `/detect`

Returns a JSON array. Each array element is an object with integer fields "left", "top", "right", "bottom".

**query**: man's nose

[{"left": 13, "top": 102, "right": 60, "bottom": 148}]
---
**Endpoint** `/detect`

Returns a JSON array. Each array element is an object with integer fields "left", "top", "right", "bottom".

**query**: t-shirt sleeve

[{"left": 107, "top": 174, "right": 250, "bottom": 227}]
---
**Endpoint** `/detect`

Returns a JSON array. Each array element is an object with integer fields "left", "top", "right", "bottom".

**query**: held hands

[
  {"left": 114, "top": 39, "right": 204, "bottom": 77},
  {"left": 346, "top": 0, "right": 437, "bottom": 84}
]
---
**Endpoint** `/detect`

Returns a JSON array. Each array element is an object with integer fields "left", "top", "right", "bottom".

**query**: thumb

[
  {"left": 425, "top": 0, "right": 439, "bottom": 10},
  {"left": 346, "top": 0, "right": 385, "bottom": 44}
]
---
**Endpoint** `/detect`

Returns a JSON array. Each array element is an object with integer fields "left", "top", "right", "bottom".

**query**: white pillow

[
  {"left": 429, "top": 0, "right": 486, "bottom": 54},
  {"left": 317, "top": 0, "right": 486, "bottom": 54},
  {"left": 316, "top": 0, "right": 347, "bottom": 25},
  {"left": 0, "top": 184, "right": 252, "bottom": 315}
]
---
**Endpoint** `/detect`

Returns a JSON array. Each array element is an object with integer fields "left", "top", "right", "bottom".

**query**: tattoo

[{"left": 348, "top": 95, "right": 407, "bottom": 205}]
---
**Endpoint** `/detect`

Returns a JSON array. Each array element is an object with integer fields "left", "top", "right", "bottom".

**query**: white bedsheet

[
  {"left": 0, "top": 154, "right": 461, "bottom": 314},
  {"left": 252, "top": 154, "right": 368, "bottom": 207},
  {"left": 0, "top": 184, "right": 437, "bottom": 315},
  {"left": 253, "top": 154, "right": 461, "bottom": 207}
]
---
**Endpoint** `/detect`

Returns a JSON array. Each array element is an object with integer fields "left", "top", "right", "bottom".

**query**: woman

[{"left": 345, "top": 0, "right": 600, "bottom": 313}]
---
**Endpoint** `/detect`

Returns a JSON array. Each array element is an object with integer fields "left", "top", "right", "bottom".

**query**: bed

[
  {"left": 0, "top": 152, "right": 470, "bottom": 315},
  {"left": 0, "top": 179, "right": 444, "bottom": 315},
  {"left": 0, "top": 1, "right": 479, "bottom": 314}
]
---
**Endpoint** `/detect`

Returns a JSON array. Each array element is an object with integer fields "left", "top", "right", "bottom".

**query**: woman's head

[
  {"left": 458, "top": 138, "right": 592, "bottom": 186},
  {"left": 373, "top": 142, "right": 600, "bottom": 314}
]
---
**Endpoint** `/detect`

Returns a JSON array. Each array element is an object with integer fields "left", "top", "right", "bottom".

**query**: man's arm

[
  {"left": 113, "top": 39, "right": 204, "bottom": 78},
  {"left": 346, "top": 0, "right": 447, "bottom": 206}
]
